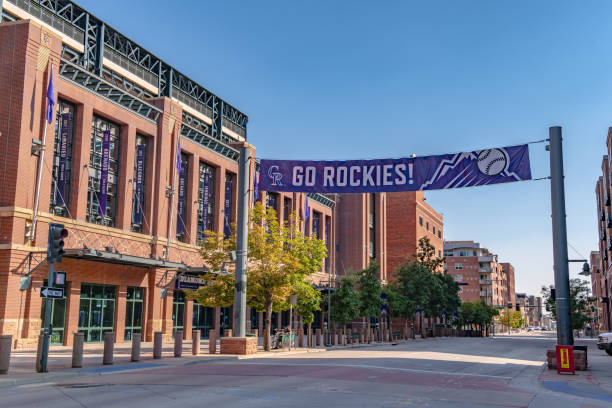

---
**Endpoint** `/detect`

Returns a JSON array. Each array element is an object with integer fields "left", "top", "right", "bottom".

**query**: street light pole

[
  {"left": 233, "top": 146, "right": 250, "bottom": 338},
  {"left": 549, "top": 127, "right": 573, "bottom": 346}
]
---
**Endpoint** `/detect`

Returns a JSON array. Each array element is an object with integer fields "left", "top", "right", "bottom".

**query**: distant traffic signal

[
  {"left": 47, "top": 223, "right": 68, "bottom": 262},
  {"left": 551, "top": 288, "right": 556, "bottom": 301}
]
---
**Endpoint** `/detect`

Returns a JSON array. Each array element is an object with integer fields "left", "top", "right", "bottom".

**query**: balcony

[
  {"left": 606, "top": 192, "right": 611, "bottom": 206},
  {"left": 601, "top": 229, "right": 607, "bottom": 241},
  {"left": 479, "top": 279, "right": 492, "bottom": 285},
  {"left": 608, "top": 214, "right": 612, "bottom": 229},
  {"left": 480, "top": 291, "right": 493, "bottom": 297},
  {"left": 478, "top": 256, "right": 495, "bottom": 262},
  {"left": 479, "top": 267, "right": 493, "bottom": 273},
  {"left": 601, "top": 209, "right": 606, "bottom": 222}
]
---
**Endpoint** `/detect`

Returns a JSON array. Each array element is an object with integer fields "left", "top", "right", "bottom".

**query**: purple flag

[
  {"left": 45, "top": 67, "right": 55, "bottom": 124},
  {"left": 176, "top": 133, "right": 182, "bottom": 176},
  {"left": 325, "top": 217, "right": 330, "bottom": 270},
  {"left": 253, "top": 170, "right": 259, "bottom": 202},
  {"left": 176, "top": 159, "right": 186, "bottom": 236},
  {"left": 304, "top": 196, "right": 310, "bottom": 221},
  {"left": 133, "top": 144, "right": 145, "bottom": 225},
  {"left": 55, "top": 113, "right": 70, "bottom": 206},
  {"left": 201, "top": 171, "right": 210, "bottom": 239},
  {"left": 224, "top": 179, "right": 232, "bottom": 238},
  {"left": 98, "top": 130, "right": 110, "bottom": 217},
  {"left": 258, "top": 144, "right": 532, "bottom": 193}
]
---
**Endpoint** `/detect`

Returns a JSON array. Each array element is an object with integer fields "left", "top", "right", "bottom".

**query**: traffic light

[
  {"left": 47, "top": 223, "right": 68, "bottom": 262},
  {"left": 551, "top": 288, "right": 556, "bottom": 301}
]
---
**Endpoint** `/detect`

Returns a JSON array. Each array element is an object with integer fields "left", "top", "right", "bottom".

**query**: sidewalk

[
  {"left": 0, "top": 338, "right": 328, "bottom": 388},
  {"left": 537, "top": 338, "right": 612, "bottom": 403}
]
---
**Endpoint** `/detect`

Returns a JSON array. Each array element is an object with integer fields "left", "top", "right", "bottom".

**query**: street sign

[
  {"left": 40, "top": 286, "right": 64, "bottom": 299},
  {"left": 555, "top": 345, "right": 575, "bottom": 375},
  {"left": 457, "top": 282, "right": 469, "bottom": 286},
  {"left": 495, "top": 306, "right": 505, "bottom": 309}
]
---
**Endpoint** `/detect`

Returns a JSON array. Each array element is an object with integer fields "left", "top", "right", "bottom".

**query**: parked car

[{"left": 597, "top": 332, "right": 612, "bottom": 356}]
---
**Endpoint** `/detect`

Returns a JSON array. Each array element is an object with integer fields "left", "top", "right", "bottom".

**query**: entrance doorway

[
  {"left": 124, "top": 287, "right": 144, "bottom": 341},
  {"left": 78, "top": 283, "right": 116, "bottom": 342}
]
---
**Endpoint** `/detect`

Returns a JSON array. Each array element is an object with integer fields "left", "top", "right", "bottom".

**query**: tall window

[
  {"left": 369, "top": 193, "right": 376, "bottom": 259},
  {"left": 176, "top": 154, "right": 189, "bottom": 242},
  {"left": 197, "top": 162, "right": 215, "bottom": 240},
  {"left": 131, "top": 135, "right": 147, "bottom": 232},
  {"left": 283, "top": 197, "right": 292, "bottom": 225},
  {"left": 87, "top": 116, "right": 120, "bottom": 226},
  {"left": 50, "top": 100, "right": 75, "bottom": 216},
  {"left": 267, "top": 192, "right": 278, "bottom": 216}
]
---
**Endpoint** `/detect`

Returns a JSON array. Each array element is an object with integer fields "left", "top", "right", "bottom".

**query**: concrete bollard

[
  {"left": 103, "top": 332, "right": 114, "bottom": 365},
  {"left": 224, "top": 329, "right": 232, "bottom": 338},
  {"left": 72, "top": 332, "right": 84, "bottom": 368},
  {"left": 174, "top": 331, "right": 183, "bottom": 357},
  {"left": 0, "top": 335, "right": 12, "bottom": 374},
  {"left": 298, "top": 329, "right": 304, "bottom": 347},
  {"left": 35, "top": 334, "right": 44, "bottom": 372},
  {"left": 153, "top": 331, "right": 162, "bottom": 359},
  {"left": 131, "top": 333, "right": 141, "bottom": 362},
  {"left": 192, "top": 330, "right": 200, "bottom": 355},
  {"left": 208, "top": 330, "right": 216, "bottom": 354},
  {"left": 315, "top": 329, "right": 321, "bottom": 347}
]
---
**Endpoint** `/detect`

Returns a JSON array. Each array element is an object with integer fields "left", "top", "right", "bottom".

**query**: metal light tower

[
  {"left": 233, "top": 146, "right": 250, "bottom": 338},
  {"left": 549, "top": 126, "right": 573, "bottom": 345}
]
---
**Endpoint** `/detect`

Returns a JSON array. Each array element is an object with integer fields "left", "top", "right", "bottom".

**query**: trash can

[{"left": 0, "top": 335, "right": 12, "bottom": 374}]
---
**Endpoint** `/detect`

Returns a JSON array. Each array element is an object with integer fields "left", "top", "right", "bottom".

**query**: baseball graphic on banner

[{"left": 477, "top": 148, "right": 509, "bottom": 176}]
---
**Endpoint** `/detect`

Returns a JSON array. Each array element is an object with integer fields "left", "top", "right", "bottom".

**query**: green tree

[
  {"left": 330, "top": 275, "right": 360, "bottom": 334},
  {"left": 455, "top": 300, "right": 498, "bottom": 335},
  {"left": 357, "top": 261, "right": 383, "bottom": 334},
  {"left": 192, "top": 202, "right": 327, "bottom": 351},
  {"left": 542, "top": 278, "right": 593, "bottom": 331},
  {"left": 294, "top": 279, "right": 322, "bottom": 341},
  {"left": 437, "top": 273, "right": 461, "bottom": 325}
]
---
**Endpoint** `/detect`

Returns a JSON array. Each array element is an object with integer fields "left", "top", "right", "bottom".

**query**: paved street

[{"left": 1, "top": 332, "right": 611, "bottom": 407}]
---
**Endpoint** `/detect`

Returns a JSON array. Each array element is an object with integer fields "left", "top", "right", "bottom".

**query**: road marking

[{"left": 226, "top": 362, "right": 514, "bottom": 380}]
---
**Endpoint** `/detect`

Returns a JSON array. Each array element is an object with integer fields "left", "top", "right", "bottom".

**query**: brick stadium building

[
  {"left": 334, "top": 191, "right": 444, "bottom": 282},
  {"left": 0, "top": 0, "right": 337, "bottom": 349}
]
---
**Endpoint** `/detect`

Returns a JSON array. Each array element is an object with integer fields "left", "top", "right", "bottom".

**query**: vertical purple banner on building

[
  {"left": 176, "top": 160, "right": 186, "bottom": 236},
  {"left": 133, "top": 144, "right": 145, "bottom": 225},
  {"left": 55, "top": 113, "right": 70, "bottom": 206},
  {"left": 97, "top": 130, "right": 110, "bottom": 217},
  {"left": 224, "top": 179, "right": 232, "bottom": 238},
  {"left": 201, "top": 172, "right": 210, "bottom": 239},
  {"left": 325, "top": 217, "right": 330, "bottom": 270}
]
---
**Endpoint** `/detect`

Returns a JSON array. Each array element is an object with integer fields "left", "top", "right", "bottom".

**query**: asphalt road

[{"left": 1, "top": 332, "right": 611, "bottom": 408}]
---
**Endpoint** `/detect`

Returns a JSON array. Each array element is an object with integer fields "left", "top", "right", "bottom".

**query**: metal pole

[
  {"left": 31, "top": 64, "right": 53, "bottom": 243},
  {"left": 549, "top": 126, "right": 573, "bottom": 345},
  {"left": 39, "top": 261, "right": 55, "bottom": 372},
  {"left": 289, "top": 303, "right": 292, "bottom": 351},
  {"left": 233, "top": 146, "right": 250, "bottom": 337},
  {"left": 327, "top": 285, "right": 331, "bottom": 345}
]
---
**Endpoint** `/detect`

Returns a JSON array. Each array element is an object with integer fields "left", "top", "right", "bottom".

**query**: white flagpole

[
  {"left": 166, "top": 125, "right": 177, "bottom": 260},
  {"left": 31, "top": 63, "right": 53, "bottom": 243}
]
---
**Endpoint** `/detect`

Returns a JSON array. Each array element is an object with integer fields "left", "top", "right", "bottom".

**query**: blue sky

[{"left": 79, "top": 0, "right": 611, "bottom": 296}]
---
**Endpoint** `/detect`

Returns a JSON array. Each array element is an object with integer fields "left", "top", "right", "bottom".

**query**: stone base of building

[{"left": 220, "top": 337, "right": 257, "bottom": 355}]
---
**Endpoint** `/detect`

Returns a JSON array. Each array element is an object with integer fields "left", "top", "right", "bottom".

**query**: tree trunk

[
  {"left": 307, "top": 323, "right": 312, "bottom": 348},
  {"left": 264, "top": 301, "right": 273, "bottom": 351}
]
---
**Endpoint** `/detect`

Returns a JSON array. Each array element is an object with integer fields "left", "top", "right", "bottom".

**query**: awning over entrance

[{"left": 63, "top": 248, "right": 186, "bottom": 269}]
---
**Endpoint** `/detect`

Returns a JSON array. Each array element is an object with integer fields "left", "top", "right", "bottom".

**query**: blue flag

[
  {"left": 45, "top": 67, "right": 55, "bottom": 124},
  {"left": 253, "top": 170, "right": 259, "bottom": 202},
  {"left": 304, "top": 196, "right": 310, "bottom": 221}
]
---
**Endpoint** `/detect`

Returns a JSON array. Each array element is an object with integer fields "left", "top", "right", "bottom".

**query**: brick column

[
  {"left": 188, "top": 154, "right": 199, "bottom": 244},
  {"left": 116, "top": 124, "right": 136, "bottom": 230},
  {"left": 214, "top": 306, "right": 221, "bottom": 337},
  {"left": 71, "top": 103, "right": 93, "bottom": 221},
  {"left": 145, "top": 269, "right": 163, "bottom": 341},
  {"left": 184, "top": 299, "right": 193, "bottom": 340},
  {"left": 115, "top": 284, "right": 127, "bottom": 342},
  {"left": 63, "top": 278, "right": 81, "bottom": 347}
]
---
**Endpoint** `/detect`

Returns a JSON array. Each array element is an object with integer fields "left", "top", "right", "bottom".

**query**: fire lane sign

[{"left": 40, "top": 286, "right": 64, "bottom": 299}]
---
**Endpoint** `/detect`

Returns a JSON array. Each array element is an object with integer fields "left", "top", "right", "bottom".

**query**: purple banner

[
  {"left": 224, "top": 179, "right": 232, "bottom": 238},
  {"left": 176, "top": 158, "right": 186, "bottom": 236},
  {"left": 201, "top": 172, "right": 211, "bottom": 238},
  {"left": 133, "top": 144, "right": 145, "bottom": 225},
  {"left": 55, "top": 113, "right": 70, "bottom": 206},
  {"left": 325, "top": 217, "right": 329, "bottom": 270},
  {"left": 97, "top": 130, "right": 110, "bottom": 217},
  {"left": 259, "top": 144, "right": 531, "bottom": 193}
]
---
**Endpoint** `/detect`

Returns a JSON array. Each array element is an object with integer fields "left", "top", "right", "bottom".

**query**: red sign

[{"left": 556, "top": 345, "right": 575, "bottom": 375}]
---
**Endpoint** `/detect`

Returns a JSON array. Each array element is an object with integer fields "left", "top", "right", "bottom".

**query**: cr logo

[{"left": 268, "top": 166, "right": 283, "bottom": 186}]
